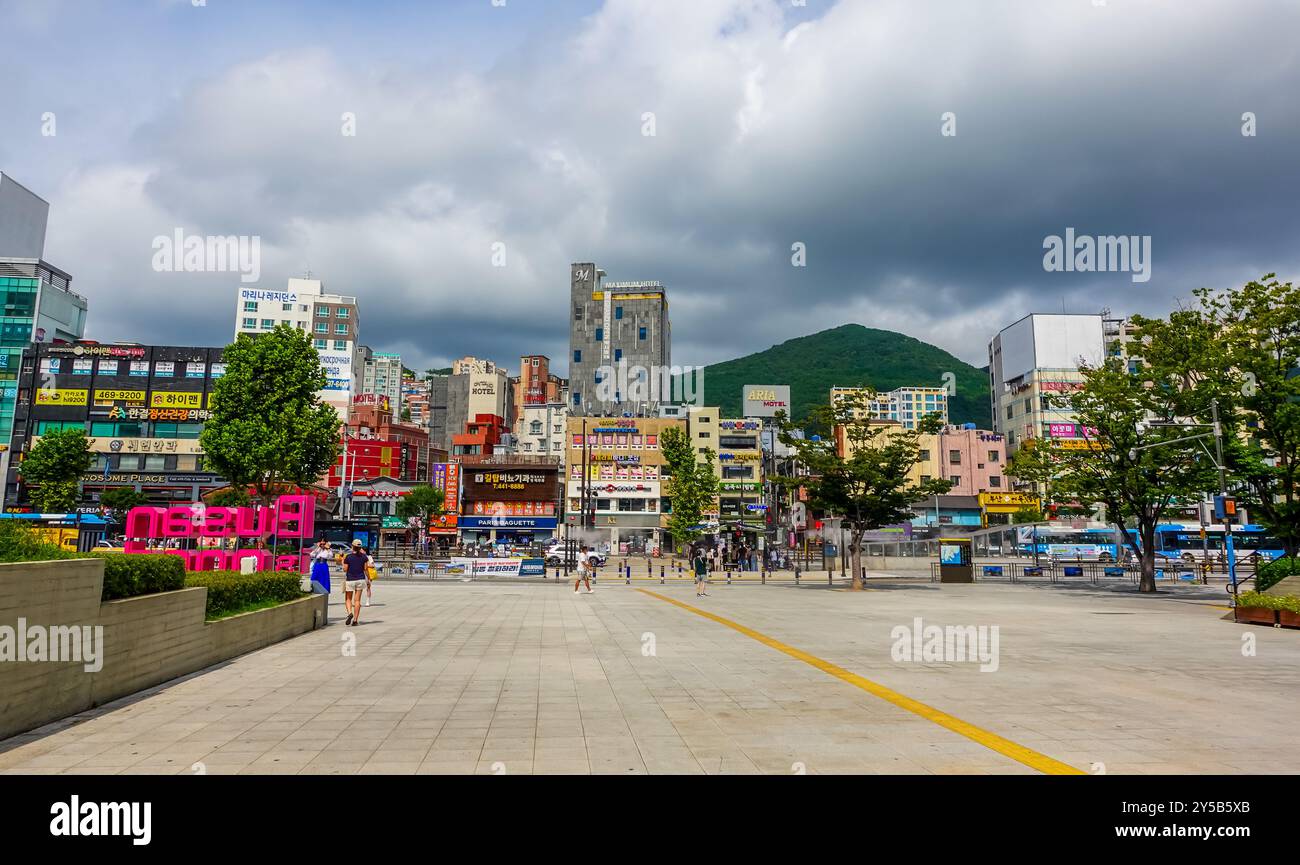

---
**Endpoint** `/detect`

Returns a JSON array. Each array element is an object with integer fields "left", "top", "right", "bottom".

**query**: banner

[
  {"left": 150, "top": 391, "right": 203, "bottom": 409},
  {"left": 35, "top": 389, "right": 88, "bottom": 406},
  {"left": 446, "top": 557, "right": 546, "bottom": 577}
]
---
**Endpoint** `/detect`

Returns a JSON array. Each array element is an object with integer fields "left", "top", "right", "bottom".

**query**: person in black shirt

[{"left": 342, "top": 539, "right": 370, "bottom": 626}]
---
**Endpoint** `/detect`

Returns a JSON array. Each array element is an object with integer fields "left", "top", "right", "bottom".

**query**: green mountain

[{"left": 690, "top": 324, "right": 991, "bottom": 426}]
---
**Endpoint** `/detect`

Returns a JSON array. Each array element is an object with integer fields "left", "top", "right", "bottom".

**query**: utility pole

[{"left": 1211, "top": 400, "right": 1238, "bottom": 587}]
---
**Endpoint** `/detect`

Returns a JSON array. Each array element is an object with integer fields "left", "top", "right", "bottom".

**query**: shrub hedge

[
  {"left": 90, "top": 551, "right": 186, "bottom": 601},
  {"left": 184, "top": 570, "right": 306, "bottom": 619},
  {"left": 0, "top": 519, "right": 78, "bottom": 563},
  {"left": 1255, "top": 556, "right": 1299, "bottom": 593},
  {"left": 1235, "top": 590, "right": 1300, "bottom": 613}
]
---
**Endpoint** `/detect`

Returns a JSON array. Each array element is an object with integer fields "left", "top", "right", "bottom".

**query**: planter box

[
  {"left": 1234, "top": 606, "right": 1279, "bottom": 626},
  {"left": 1278, "top": 610, "right": 1300, "bottom": 629}
]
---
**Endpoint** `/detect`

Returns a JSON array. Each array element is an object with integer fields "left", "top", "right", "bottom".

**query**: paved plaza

[{"left": 2, "top": 577, "right": 1296, "bottom": 775}]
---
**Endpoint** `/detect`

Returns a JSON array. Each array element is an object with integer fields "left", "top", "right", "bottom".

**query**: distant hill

[{"left": 689, "top": 324, "right": 991, "bottom": 426}]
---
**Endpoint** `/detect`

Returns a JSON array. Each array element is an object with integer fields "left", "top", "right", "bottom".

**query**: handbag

[{"left": 366, "top": 564, "right": 378, "bottom": 580}]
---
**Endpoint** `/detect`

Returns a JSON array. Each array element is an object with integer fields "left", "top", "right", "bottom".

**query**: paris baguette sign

[{"left": 122, "top": 495, "right": 314, "bottom": 572}]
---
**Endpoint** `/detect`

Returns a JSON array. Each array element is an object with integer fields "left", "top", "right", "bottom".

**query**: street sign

[{"left": 745, "top": 504, "right": 768, "bottom": 512}]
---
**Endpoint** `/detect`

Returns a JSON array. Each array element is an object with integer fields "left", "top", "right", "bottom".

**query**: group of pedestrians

[{"left": 309, "top": 538, "right": 376, "bottom": 626}]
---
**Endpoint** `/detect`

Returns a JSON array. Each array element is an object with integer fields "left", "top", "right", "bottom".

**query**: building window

[
  {"left": 595, "top": 327, "right": 603, "bottom": 342},
  {"left": 1006, "top": 405, "right": 1014, "bottom": 420},
  {"left": 949, "top": 450, "right": 961, "bottom": 464},
  {"left": 574, "top": 305, "right": 583, "bottom": 321},
  {"left": 315, "top": 323, "right": 327, "bottom": 333},
  {"left": 950, "top": 475, "right": 961, "bottom": 486},
  {"left": 572, "top": 392, "right": 581, "bottom": 406},
  {"left": 336, "top": 307, "right": 349, "bottom": 317},
  {"left": 639, "top": 326, "right": 647, "bottom": 340},
  {"left": 317, "top": 307, "right": 329, "bottom": 316},
  {"left": 315, "top": 339, "right": 327, "bottom": 349},
  {"left": 615, "top": 306, "right": 623, "bottom": 320},
  {"left": 1023, "top": 398, "right": 1032, "bottom": 412},
  {"left": 260, "top": 319, "right": 274, "bottom": 329},
  {"left": 573, "top": 350, "right": 581, "bottom": 363},
  {"left": 920, "top": 474, "right": 931, "bottom": 483},
  {"left": 990, "top": 476, "right": 1001, "bottom": 488},
  {"left": 98, "top": 360, "right": 119, "bottom": 375},
  {"left": 988, "top": 450, "right": 999, "bottom": 462},
  {"left": 334, "top": 340, "right": 347, "bottom": 350},
  {"left": 530, "top": 421, "right": 542, "bottom": 435},
  {"left": 918, "top": 449, "right": 930, "bottom": 461},
  {"left": 614, "top": 349, "right": 622, "bottom": 362},
  {"left": 335, "top": 323, "right": 347, "bottom": 334},
  {"left": 282, "top": 303, "right": 293, "bottom": 311}
]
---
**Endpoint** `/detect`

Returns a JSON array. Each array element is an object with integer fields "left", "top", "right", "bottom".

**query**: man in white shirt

[{"left": 574, "top": 544, "right": 594, "bottom": 595}]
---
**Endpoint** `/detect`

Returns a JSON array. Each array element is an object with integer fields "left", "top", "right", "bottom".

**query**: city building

[
  {"left": 456, "top": 456, "right": 562, "bottom": 546},
  {"left": 511, "top": 354, "right": 567, "bottom": 435},
  {"left": 362, "top": 351, "right": 403, "bottom": 414},
  {"left": 451, "top": 413, "right": 508, "bottom": 457},
  {"left": 564, "top": 413, "right": 682, "bottom": 552},
  {"left": 401, "top": 374, "right": 431, "bottom": 427},
  {"left": 516, "top": 401, "right": 567, "bottom": 455},
  {"left": 987, "top": 312, "right": 1110, "bottom": 455},
  {"left": 829, "top": 385, "right": 949, "bottom": 430},
  {"left": 233, "top": 277, "right": 359, "bottom": 421},
  {"left": 568, "top": 262, "right": 671, "bottom": 416},
  {"left": 443, "top": 358, "right": 511, "bottom": 453},
  {"left": 716, "top": 417, "right": 764, "bottom": 542},
  {"left": 6, "top": 342, "right": 227, "bottom": 508},
  {"left": 0, "top": 175, "right": 89, "bottom": 506}
]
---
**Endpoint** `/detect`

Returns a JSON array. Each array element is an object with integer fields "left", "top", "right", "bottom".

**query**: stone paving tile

[{"left": 3, "top": 581, "right": 1298, "bottom": 775}]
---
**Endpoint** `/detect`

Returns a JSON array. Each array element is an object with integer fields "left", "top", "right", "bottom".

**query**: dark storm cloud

[{"left": 11, "top": 0, "right": 1300, "bottom": 373}]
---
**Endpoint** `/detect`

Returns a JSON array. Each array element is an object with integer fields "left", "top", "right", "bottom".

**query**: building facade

[
  {"left": 987, "top": 313, "right": 1109, "bottom": 454},
  {"left": 6, "top": 342, "right": 226, "bottom": 508},
  {"left": 568, "top": 262, "right": 671, "bottom": 417},
  {"left": 830, "top": 385, "right": 949, "bottom": 430},
  {"left": 456, "top": 456, "right": 562, "bottom": 546},
  {"left": 517, "top": 402, "right": 567, "bottom": 456},
  {"left": 362, "top": 351, "right": 403, "bottom": 414},
  {"left": 0, "top": 175, "right": 88, "bottom": 506},
  {"left": 233, "top": 277, "right": 359, "bottom": 421}
]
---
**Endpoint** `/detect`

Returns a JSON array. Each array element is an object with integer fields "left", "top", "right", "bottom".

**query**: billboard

[
  {"left": 464, "top": 468, "right": 557, "bottom": 503},
  {"left": 742, "top": 384, "right": 791, "bottom": 417}
]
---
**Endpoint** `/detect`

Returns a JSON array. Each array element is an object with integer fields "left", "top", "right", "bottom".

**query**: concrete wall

[{"left": 0, "top": 558, "right": 326, "bottom": 741}]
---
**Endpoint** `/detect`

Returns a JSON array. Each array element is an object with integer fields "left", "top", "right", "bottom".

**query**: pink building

[{"left": 935, "top": 426, "right": 1007, "bottom": 495}]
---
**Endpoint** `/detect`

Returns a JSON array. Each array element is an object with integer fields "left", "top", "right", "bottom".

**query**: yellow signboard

[
  {"left": 34, "top": 389, "right": 88, "bottom": 406},
  {"left": 150, "top": 391, "right": 203, "bottom": 409},
  {"left": 94, "top": 389, "right": 146, "bottom": 405},
  {"left": 1051, "top": 439, "right": 1103, "bottom": 451},
  {"left": 979, "top": 492, "right": 1041, "bottom": 508}
]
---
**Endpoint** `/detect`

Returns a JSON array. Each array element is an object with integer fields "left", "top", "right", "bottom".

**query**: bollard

[
  {"left": 555, "top": 567, "right": 560, "bottom": 580},
  {"left": 795, "top": 568, "right": 800, "bottom": 585},
  {"left": 677, "top": 562, "right": 683, "bottom": 576},
  {"left": 647, "top": 559, "right": 652, "bottom": 576},
  {"left": 727, "top": 569, "right": 732, "bottom": 585},
  {"left": 828, "top": 568, "right": 832, "bottom": 586},
  {"left": 660, "top": 565, "right": 665, "bottom": 585},
  {"left": 625, "top": 566, "right": 630, "bottom": 585},
  {"left": 762, "top": 566, "right": 766, "bottom": 585}
]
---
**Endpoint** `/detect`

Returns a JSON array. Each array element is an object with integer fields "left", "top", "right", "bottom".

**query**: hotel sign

[{"left": 742, "top": 384, "right": 790, "bottom": 417}]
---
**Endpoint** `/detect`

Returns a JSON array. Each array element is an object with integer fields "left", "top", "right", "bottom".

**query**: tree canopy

[
  {"left": 200, "top": 325, "right": 341, "bottom": 505},
  {"left": 659, "top": 425, "right": 720, "bottom": 550},
  {"left": 19, "top": 427, "right": 93, "bottom": 512}
]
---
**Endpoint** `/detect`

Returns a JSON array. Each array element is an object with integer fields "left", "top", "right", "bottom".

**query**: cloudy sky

[{"left": 2, "top": 0, "right": 1298, "bottom": 375}]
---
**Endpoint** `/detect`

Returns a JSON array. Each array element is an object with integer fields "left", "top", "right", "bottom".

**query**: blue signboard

[{"left": 457, "top": 515, "right": 558, "bottom": 530}]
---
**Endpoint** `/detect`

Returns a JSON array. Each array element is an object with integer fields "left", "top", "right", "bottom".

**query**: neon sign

[{"left": 123, "top": 494, "right": 314, "bottom": 572}]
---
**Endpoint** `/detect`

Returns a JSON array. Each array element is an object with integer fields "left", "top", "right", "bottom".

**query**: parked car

[{"left": 545, "top": 549, "right": 607, "bottom": 568}]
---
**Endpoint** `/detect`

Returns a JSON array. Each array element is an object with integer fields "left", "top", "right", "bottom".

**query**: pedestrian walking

[
  {"left": 308, "top": 538, "right": 333, "bottom": 594},
  {"left": 342, "top": 540, "right": 369, "bottom": 626},
  {"left": 574, "top": 544, "right": 594, "bottom": 595},
  {"left": 693, "top": 546, "right": 710, "bottom": 597}
]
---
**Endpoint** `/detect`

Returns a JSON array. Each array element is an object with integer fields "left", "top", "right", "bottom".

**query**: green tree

[
  {"left": 206, "top": 487, "right": 252, "bottom": 508},
  {"left": 1006, "top": 352, "right": 1219, "bottom": 593},
  {"left": 200, "top": 325, "right": 341, "bottom": 506},
  {"left": 1137, "top": 275, "right": 1300, "bottom": 557},
  {"left": 1011, "top": 505, "right": 1046, "bottom": 524},
  {"left": 775, "top": 391, "right": 950, "bottom": 590},
  {"left": 394, "top": 484, "right": 446, "bottom": 529},
  {"left": 99, "top": 487, "right": 148, "bottom": 523},
  {"left": 19, "top": 427, "right": 93, "bottom": 512},
  {"left": 660, "top": 426, "right": 720, "bottom": 553},
  {"left": 401, "top": 406, "right": 412, "bottom": 421}
]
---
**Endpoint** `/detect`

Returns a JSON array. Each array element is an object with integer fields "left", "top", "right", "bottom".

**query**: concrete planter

[{"left": 0, "top": 558, "right": 326, "bottom": 741}]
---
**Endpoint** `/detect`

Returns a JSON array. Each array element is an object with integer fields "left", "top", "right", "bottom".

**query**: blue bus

[
  {"left": 1016, "top": 526, "right": 1122, "bottom": 561},
  {"left": 1145, "top": 523, "right": 1284, "bottom": 564}
]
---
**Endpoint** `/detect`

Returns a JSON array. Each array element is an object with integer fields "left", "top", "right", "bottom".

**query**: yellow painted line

[{"left": 636, "top": 588, "right": 1085, "bottom": 776}]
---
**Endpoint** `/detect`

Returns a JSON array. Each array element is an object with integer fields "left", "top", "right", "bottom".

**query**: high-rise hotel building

[{"left": 568, "top": 263, "right": 671, "bottom": 417}]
